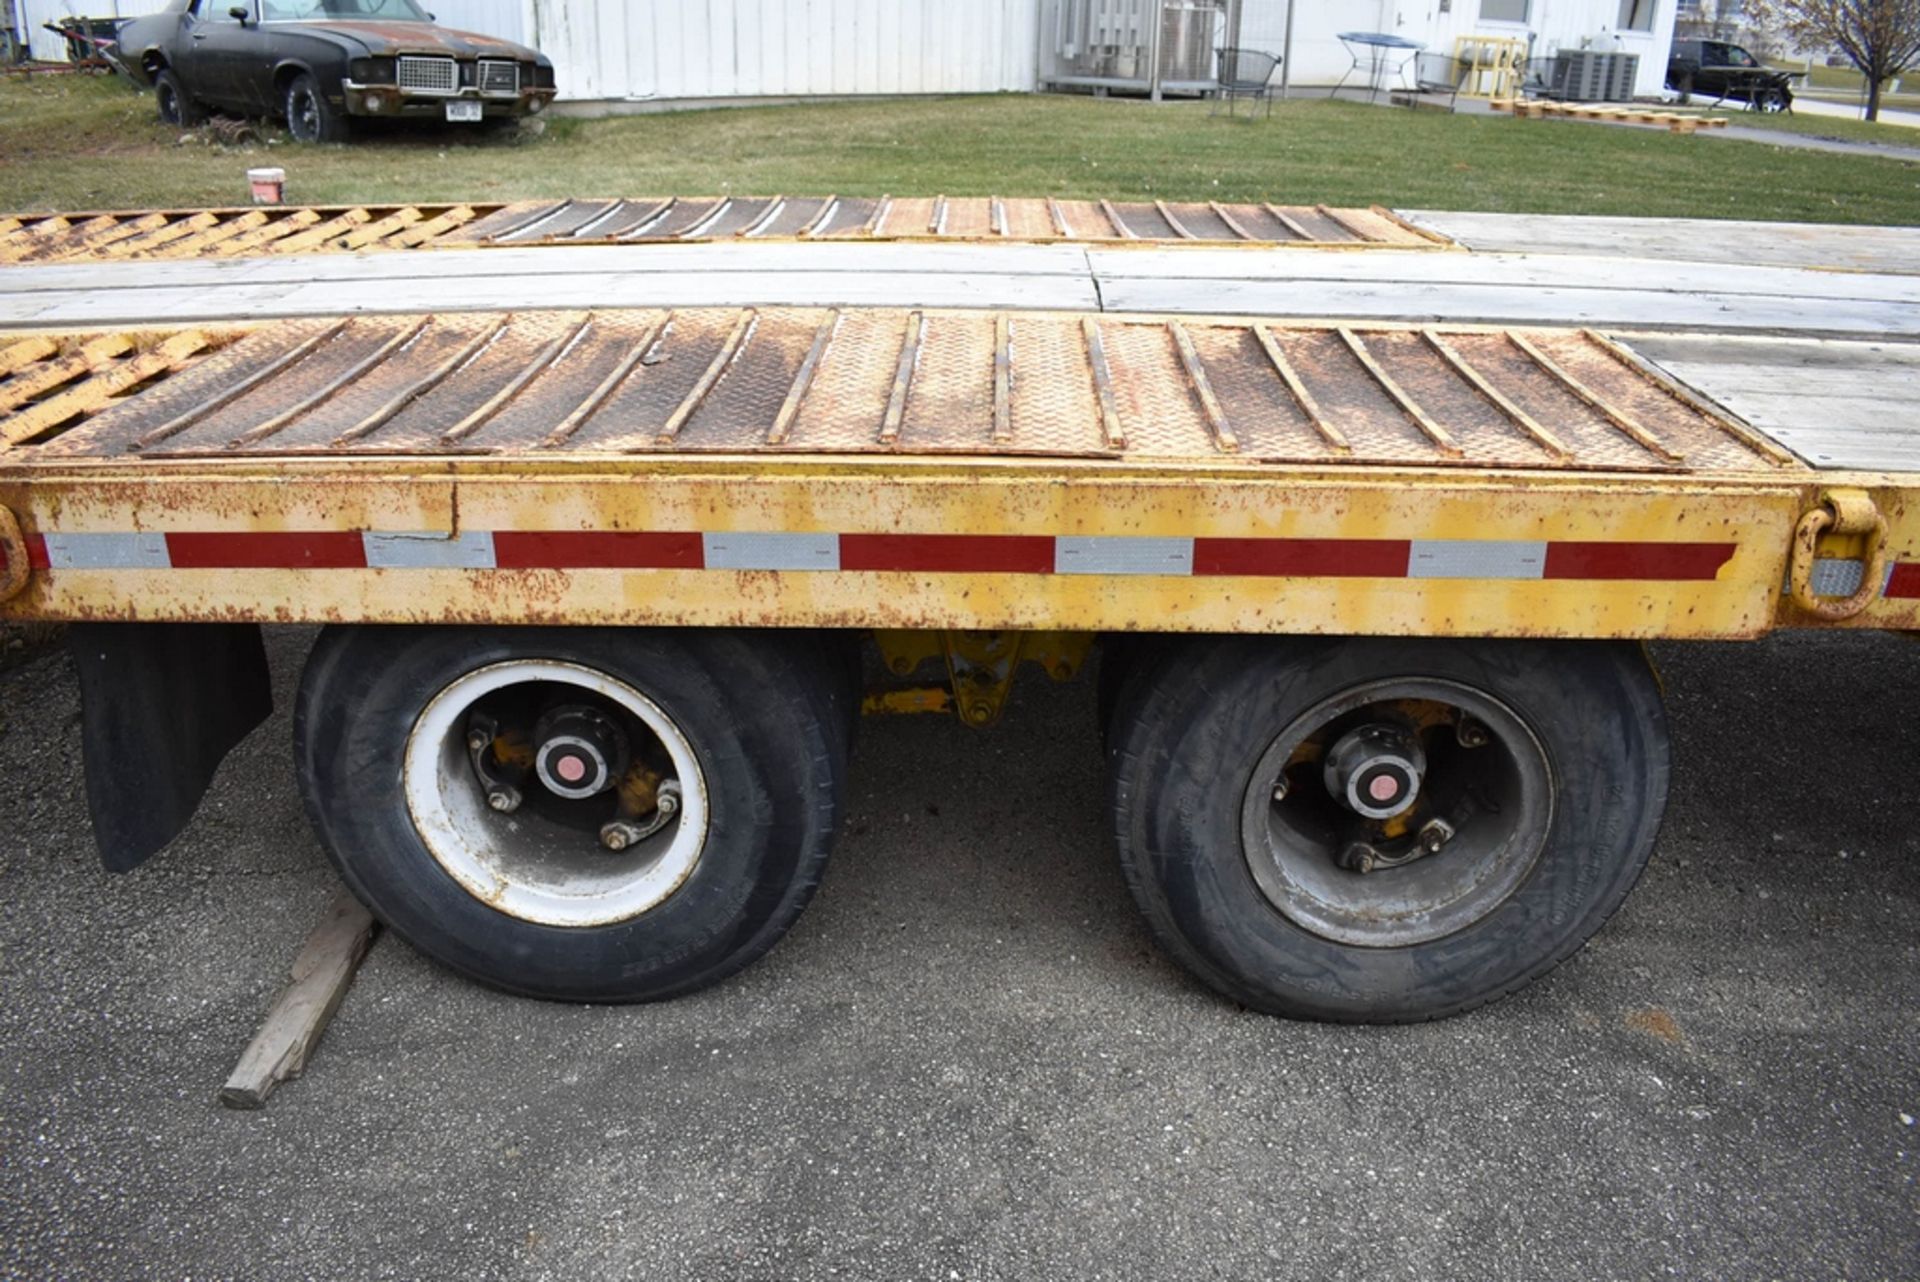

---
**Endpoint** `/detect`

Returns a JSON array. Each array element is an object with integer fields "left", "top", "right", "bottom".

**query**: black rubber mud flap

[{"left": 68, "top": 623, "right": 273, "bottom": 872}]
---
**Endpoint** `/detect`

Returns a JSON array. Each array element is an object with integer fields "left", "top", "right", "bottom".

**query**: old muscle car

[{"left": 113, "top": 0, "right": 557, "bottom": 142}]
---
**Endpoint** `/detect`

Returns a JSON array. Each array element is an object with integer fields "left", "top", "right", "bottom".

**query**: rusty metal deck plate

[
  {"left": 0, "top": 198, "right": 1449, "bottom": 264},
  {"left": 3, "top": 308, "right": 1792, "bottom": 474}
]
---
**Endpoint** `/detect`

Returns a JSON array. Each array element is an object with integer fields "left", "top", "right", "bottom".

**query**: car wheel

[
  {"left": 154, "top": 69, "right": 205, "bottom": 127},
  {"left": 1758, "top": 88, "right": 1790, "bottom": 113},
  {"left": 284, "top": 72, "right": 350, "bottom": 144},
  {"left": 1107, "top": 635, "right": 1669, "bottom": 1022}
]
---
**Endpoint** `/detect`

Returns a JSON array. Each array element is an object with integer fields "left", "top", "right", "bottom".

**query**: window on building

[
  {"left": 1617, "top": 0, "right": 1656, "bottom": 31},
  {"left": 1481, "top": 0, "right": 1530, "bottom": 22}
]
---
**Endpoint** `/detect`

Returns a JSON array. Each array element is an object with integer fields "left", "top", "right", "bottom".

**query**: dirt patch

[{"left": 1624, "top": 1006, "right": 1687, "bottom": 1046}]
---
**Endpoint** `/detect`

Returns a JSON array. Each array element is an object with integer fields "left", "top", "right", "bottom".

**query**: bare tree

[{"left": 1754, "top": 0, "right": 1920, "bottom": 119}]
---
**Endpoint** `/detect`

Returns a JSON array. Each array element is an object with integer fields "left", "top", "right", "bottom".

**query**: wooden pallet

[{"left": 1491, "top": 99, "right": 1729, "bottom": 135}]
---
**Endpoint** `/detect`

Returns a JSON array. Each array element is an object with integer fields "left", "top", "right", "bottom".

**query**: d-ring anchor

[{"left": 1788, "top": 489, "right": 1889, "bottom": 622}]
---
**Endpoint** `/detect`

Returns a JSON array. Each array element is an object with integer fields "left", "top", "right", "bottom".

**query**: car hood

[{"left": 300, "top": 21, "right": 541, "bottom": 61}]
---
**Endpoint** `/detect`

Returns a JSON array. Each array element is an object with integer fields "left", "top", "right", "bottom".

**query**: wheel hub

[
  {"left": 404, "top": 660, "right": 709, "bottom": 927},
  {"left": 1240, "top": 679, "right": 1554, "bottom": 948},
  {"left": 1323, "top": 722, "right": 1425, "bottom": 820},
  {"left": 532, "top": 704, "right": 629, "bottom": 800}
]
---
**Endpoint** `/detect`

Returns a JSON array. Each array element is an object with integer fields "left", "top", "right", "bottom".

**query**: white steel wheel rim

[{"left": 404, "top": 660, "right": 709, "bottom": 928}]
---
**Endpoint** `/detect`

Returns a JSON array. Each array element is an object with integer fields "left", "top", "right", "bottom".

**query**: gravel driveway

[{"left": 2, "top": 627, "right": 1915, "bottom": 1281}]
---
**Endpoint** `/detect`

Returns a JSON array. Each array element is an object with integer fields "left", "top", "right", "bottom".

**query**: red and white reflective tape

[{"left": 0, "top": 528, "right": 1787, "bottom": 585}]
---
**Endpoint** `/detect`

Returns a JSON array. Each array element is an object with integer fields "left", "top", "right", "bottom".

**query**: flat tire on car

[
  {"left": 284, "top": 72, "right": 350, "bottom": 144},
  {"left": 1107, "top": 636, "right": 1669, "bottom": 1022},
  {"left": 294, "top": 626, "right": 854, "bottom": 1002},
  {"left": 154, "top": 69, "right": 204, "bottom": 127}
]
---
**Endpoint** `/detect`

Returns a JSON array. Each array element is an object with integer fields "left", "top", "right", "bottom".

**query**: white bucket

[{"left": 247, "top": 167, "right": 286, "bottom": 205}]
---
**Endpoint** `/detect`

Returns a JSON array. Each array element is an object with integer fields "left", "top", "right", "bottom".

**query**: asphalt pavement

[{"left": 1, "top": 626, "right": 1916, "bottom": 1281}]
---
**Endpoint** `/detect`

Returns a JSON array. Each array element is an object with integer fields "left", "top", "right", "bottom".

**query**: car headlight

[{"left": 349, "top": 57, "right": 396, "bottom": 84}]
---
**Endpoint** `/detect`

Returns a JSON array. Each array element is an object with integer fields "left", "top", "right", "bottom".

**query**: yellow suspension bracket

[
  {"left": 867, "top": 630, "right": 1094, "bottom": 727},
  {"left": 1788, "top": 488, "right": 1890, "bottom": 622}
]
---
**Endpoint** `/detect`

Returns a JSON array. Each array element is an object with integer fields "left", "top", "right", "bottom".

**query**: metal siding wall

[
  {"left": 420, "top": 0, "right": 526, "bottom": 43},
  {"left": 535, "top": 0, "right": 1040, "bottom": 103}
]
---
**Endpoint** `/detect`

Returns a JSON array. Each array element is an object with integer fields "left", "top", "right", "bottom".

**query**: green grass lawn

[
  {"left": 1703, "top": 106, "right": 1920, "bottom": 146},
  {"left": 2, "top": 73, "right": 1917, "bottom": 224}
]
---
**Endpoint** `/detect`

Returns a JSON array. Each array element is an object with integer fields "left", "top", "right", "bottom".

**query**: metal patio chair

[
  {"left": 1213, "top": 47, "right": 1281, "bottom": 118},
  {"left": 1409, "top": 52, "right": 1465, "bottom": 112}
]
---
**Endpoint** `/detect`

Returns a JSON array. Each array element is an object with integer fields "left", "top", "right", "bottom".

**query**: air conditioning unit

[{"left": 1549, "top": 50, "right": 1640, "bottom": 102}]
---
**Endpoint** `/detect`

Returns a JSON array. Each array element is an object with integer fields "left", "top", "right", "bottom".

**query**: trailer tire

[
  {"left": 1108, "top": 636, "right": 1668, "bottom": 1022},
  {"left": 295, "top": 626, "right": 850, "bottom": 1003}
]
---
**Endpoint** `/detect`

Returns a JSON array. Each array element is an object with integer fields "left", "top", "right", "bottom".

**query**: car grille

[
  {"left": 396, "top": 56, "right": 458, "bottom": 94},
  {"left": 478, "top": 60, "right": 519, "bottom": 94}
]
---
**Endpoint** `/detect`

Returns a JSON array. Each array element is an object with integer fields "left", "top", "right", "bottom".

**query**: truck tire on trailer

[
  {"left": 1107, "top": 637, "right": 1669, "bottom": 1022},
  {"left": 294, "top": 626, "right": 852, "bottom": 1002}
]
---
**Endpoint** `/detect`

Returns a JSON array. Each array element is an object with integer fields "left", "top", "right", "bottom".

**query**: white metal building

[{"left": 15, "top": 0, "right": 1679, "bottom": 106}]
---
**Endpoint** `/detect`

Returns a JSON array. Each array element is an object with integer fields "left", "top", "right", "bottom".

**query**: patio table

[{"left": 1335, "top": 31, "right": 1425, "bottom": 102}]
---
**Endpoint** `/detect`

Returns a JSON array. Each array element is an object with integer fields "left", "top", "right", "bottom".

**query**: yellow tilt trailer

[{"left": 0, "top": 213, "right": 1913, "bottom": 1023}]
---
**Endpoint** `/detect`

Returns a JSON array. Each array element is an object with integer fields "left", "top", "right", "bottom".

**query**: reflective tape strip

[
  {"left": 42, "top": 532, "right": 171, "bottom": 570},
  {"left": 362, "top": 531, "right": 497, "bottom": 569},
  {"left": 840, "top": 533, "right": 1054, "bottom": 574},
  {"left": 492, "top": 531, "right": 703, "bottom": 570},
  {"left": 701, "top": 531, "right": 839, "bottom": 571},
  {"left": 1055, "top": 536, "right": 1193, "bottom": 576},
  {"left": 1408, "top": 539, "right": 1546, "bottom": 580},
  {"left": 1802, "top": 556, "right": 1896, "bottom": 600},
  {"left": 1543, "top": 541, "right": 1734, "bottom": 581},
  {"left": 167, "top": 531, "right": 367, "bottom": 569},
  {"left": 1888, "top": 563, "right": 1920, "bottom": 600},
  {"left": 6, "top": 528, "right": 1840, "bottom": 589},
  {"left": 1194, "top": 538, "right": 1410, "bottom": 578}
]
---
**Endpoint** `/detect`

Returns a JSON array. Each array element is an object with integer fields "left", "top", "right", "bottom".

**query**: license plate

[{"left": 445, "top": 100, "right": 483, "bottom": 123}]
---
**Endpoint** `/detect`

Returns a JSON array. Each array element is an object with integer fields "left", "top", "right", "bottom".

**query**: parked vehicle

[
  {"left": 111, "top": 0, "right": 556, "bottom": 142},
  {"left": 1666, "top": 39, "right": 1794, "bottom": 111}
]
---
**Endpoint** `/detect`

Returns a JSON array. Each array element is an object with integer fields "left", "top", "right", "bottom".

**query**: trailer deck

[{"left": 2, "top": 205, "right": 1916, "bottom": 642}]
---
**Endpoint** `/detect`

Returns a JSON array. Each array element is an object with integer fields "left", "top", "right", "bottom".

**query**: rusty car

[{"left": 112, "top": 0, "right": 556, "bottom": 142}]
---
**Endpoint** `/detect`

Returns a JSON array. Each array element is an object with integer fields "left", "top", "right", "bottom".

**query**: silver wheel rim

[
  {"left": 404, "top": 660, "right": 709, "bottom": 927},
  {"left": 291, "top": 88, "right": 317, "bottom": 138},
  {"left": 1239, "top": 677, "right": 1553, "bottom": 948}
]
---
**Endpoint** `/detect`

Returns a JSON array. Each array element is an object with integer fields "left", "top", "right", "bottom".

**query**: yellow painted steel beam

[{"left": 0, "top": 461, "right": 1861, "bottom": 638}]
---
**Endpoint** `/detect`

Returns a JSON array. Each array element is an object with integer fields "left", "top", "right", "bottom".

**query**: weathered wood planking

[
  {"left": 218, "top": 890, "right": 378, "bottom": 1111},
  {"left": 1403, "top": 211, "right": 1920, "bottom": 275},
  {"left": 1625, "top": 333, "right": 1920, "bottom": 471}
]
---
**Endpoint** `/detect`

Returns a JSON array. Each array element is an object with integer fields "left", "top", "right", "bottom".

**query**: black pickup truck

[{"left": 1666, "top": 39, "right": 1794, "bottom": 111}]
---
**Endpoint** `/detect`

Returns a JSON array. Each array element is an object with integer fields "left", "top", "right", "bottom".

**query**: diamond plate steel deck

[{"left": 3, "top": 309, "right": 1794, "bottom": 474}]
